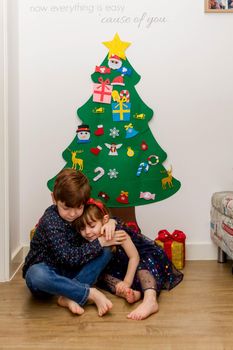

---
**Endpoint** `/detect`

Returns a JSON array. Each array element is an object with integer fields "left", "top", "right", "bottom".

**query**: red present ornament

[
  {"left": 155, "top": 229, "right": 186, "bottom": 270},
  {"left": 93, "top": 77, "right": 113, "bottom": 104}
]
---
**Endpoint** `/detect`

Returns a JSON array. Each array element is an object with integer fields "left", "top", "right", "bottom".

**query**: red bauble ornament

[{"left": 141, "top": 140, "right": 148, "bottom": 151}]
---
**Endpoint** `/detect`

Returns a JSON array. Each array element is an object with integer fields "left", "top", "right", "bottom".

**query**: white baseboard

[
  {"left": 8, "top": 243, "right": 219, "bottom": 281},
  {"left": 186, "top": 242, "right": 218, "bottom": 260},
  {"left": 10, "top": 245, "right": 28, "bottom": 280}
]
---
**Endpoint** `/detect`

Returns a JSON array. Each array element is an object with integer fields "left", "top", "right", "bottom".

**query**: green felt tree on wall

[{"left": 47, "top": 33, "right": 181, "bottom": 208}]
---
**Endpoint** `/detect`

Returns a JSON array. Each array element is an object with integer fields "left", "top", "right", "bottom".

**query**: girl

[{"left": 76, "top": 198, "right": 183, "bottom": 320}]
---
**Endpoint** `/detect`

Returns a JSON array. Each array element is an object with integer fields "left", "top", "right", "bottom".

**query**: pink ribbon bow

[{"left": 98, "top": 77, "right": 110, "bottom": 85}]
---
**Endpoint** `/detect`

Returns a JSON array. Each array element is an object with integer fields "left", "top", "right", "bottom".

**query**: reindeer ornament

[
  {"left": 68, "top": 149, "right": 84, "bottom": 171},
  {"left": 161, "top": 166, "right": 173, "bottom": 190}
]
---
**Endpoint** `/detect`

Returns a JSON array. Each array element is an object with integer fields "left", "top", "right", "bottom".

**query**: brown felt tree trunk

[{"left": 109, "top": 207, "right": 137, "bottom": 224}]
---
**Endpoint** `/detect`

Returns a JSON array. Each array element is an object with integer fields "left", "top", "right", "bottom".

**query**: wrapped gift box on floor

[
  {"left": 125, "top": 221, "right": 141, "bottom": 234},
  {"left": 155, "top": 230, "right": 186, "bottom": 270},
  {"left": 112, "top": 98, "right": 131, "bottom": 122},
  {"left": 93, "top": 77, "right": 112, "bottom": 104},
  {"left": 30, "top": 226, "right": 37, "bottom": 240}
]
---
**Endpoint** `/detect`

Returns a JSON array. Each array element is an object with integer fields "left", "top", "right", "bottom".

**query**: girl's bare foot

[
  {"left": 88, "top": 288, "right": 113, "bottom": 316},
  {"left": 127, "top": 289, "right": 158, "bottom": 320},
  {"left": 57, "top": 296, "right": 84, "bottom": 315},
  {"left": 116, "top": 287, "right": 141, "bottom": 304}
]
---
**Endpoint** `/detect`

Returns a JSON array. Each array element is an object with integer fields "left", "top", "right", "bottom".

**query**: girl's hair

[
  {"left": 53, "top": 168, "right": 91, "bottom": 208},
  {"left": 75, "top": 199, "right": 110, "bottom": 231}
]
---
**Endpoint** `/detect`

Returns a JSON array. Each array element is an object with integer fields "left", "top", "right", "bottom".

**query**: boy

[{"left": 23, "top": 168, "right": 126, "bottom": 316}]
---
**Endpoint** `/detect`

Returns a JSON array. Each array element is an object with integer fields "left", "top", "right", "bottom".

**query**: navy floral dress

[{"left": 100, "top": 219, "right": 183, "bottom": 295}]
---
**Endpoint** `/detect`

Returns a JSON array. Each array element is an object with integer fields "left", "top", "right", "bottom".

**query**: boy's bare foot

[
  {"left": 127, "top": 290, "right": 159, "bottom": 320},
  {"left": 116, "top": 287, "right": 141, "bottom": 304},
  {"left": 88, "top": 288, "right": 113, "bottom": 316},
  {"left": 57, "top": 296, "right": 85, "bottom": 315}
]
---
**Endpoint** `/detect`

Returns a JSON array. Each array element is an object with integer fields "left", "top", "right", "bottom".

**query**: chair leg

[{"left": 218, "top": 247, "right": 227, "bottom": 263}]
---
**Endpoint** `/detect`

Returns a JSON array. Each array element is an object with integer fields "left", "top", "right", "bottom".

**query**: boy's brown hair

[{"left": 53, "top": 168, "right": 91, "bottom": 207}]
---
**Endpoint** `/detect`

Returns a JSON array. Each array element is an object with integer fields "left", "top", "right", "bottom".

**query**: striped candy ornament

[{"left": 136, "top": 161, "right": 149, "bottom": 176}]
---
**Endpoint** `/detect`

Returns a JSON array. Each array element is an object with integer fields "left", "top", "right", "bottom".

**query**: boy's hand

[
  {"left": 101, "top": 218, "right": 116, "bottom": 240},
  {"left": 98, "top": 230, "right": 126, "bottom": 247}
]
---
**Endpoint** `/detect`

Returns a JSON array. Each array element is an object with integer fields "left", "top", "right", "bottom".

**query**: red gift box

[
  {"left": 155, "top": 229, "right": 186, "bottom": 269},
  {"left": 93, "top": 77, "right": 112, "bottom": 104}
]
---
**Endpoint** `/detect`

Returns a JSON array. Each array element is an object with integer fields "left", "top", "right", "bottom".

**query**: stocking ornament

[
  {"left": 90, "top": 145, "right": 102, "bottom": 156},
  {"left": 94, "top": 125, "right": 104, "bottom": 136}
]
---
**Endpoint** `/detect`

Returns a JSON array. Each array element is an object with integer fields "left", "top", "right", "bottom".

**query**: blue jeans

[{"left": 25, "top": 248, "right": 112, "bottom": 306}]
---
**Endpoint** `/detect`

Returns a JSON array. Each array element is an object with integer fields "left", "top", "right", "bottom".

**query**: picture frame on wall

[{"left": 205, "top": 0, "right": 233, "bottom": 12}]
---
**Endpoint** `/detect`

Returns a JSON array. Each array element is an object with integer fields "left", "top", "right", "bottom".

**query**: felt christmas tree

[{"left": 47, "top": 33, "right": 181, "bottom": 208}]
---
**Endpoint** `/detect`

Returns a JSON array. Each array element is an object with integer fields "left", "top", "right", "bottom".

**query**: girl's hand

[
  {"left": 98, "top": 230, "right": 126, "bottom": 247},
  {"left": 115, "top": 281, "right": 131, "bottom": 294},
  {"left": 101, "top": 218, "right": 116, "bottom": 240}
]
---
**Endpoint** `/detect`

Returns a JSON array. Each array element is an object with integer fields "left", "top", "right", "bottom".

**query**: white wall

[{"left": 19, "top": 0, "right": 233, "bottom": 259}]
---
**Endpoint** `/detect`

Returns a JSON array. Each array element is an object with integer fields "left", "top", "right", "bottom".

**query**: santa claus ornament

[{"left": 108, "top": 54, "right": 122, "bottom": 70}]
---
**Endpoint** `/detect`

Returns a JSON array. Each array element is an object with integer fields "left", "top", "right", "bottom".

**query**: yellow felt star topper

[{"left": 102, "top": 33, "right": 131, "bottom": 60}]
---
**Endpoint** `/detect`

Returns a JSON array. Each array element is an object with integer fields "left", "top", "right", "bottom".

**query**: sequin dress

[{"left": 101, "top": 219, "right": 183, "bottom": 294}]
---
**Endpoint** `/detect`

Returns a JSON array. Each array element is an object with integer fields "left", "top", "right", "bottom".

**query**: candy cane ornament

[
  {"left": 119, "top": 90, "right": 130, "bottom": 102},
  {"left": 93, "top": 167, "right": 105, "bottom": 181},
  {"left": 136, "top": 162, "right": 149, "bottom": 176}
]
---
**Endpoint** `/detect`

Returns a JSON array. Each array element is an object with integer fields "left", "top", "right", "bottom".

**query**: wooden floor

[{"left": 0, "top": 261, "right": 233, "bottom": 350}]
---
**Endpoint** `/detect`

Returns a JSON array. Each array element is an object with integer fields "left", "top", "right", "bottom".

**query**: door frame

[{"left": 0, "top": 0, "right": 10, "bottom": 282}]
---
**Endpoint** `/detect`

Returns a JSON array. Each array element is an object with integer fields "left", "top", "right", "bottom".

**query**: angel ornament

[{"left": 104, "top": 142, "right": 122, "bottom": 156}]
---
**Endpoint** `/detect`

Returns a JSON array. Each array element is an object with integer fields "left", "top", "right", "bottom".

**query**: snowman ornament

[
  {"left": 76, "top": 124, "right": 91, "bottom": 143},
  {"left": 108, "top": 55, "right": 122, "bottom": 70}
]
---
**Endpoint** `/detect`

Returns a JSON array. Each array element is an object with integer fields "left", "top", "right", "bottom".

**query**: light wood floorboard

[{"left": 0, "top": 261, "right": 233, "bottom": 350}]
